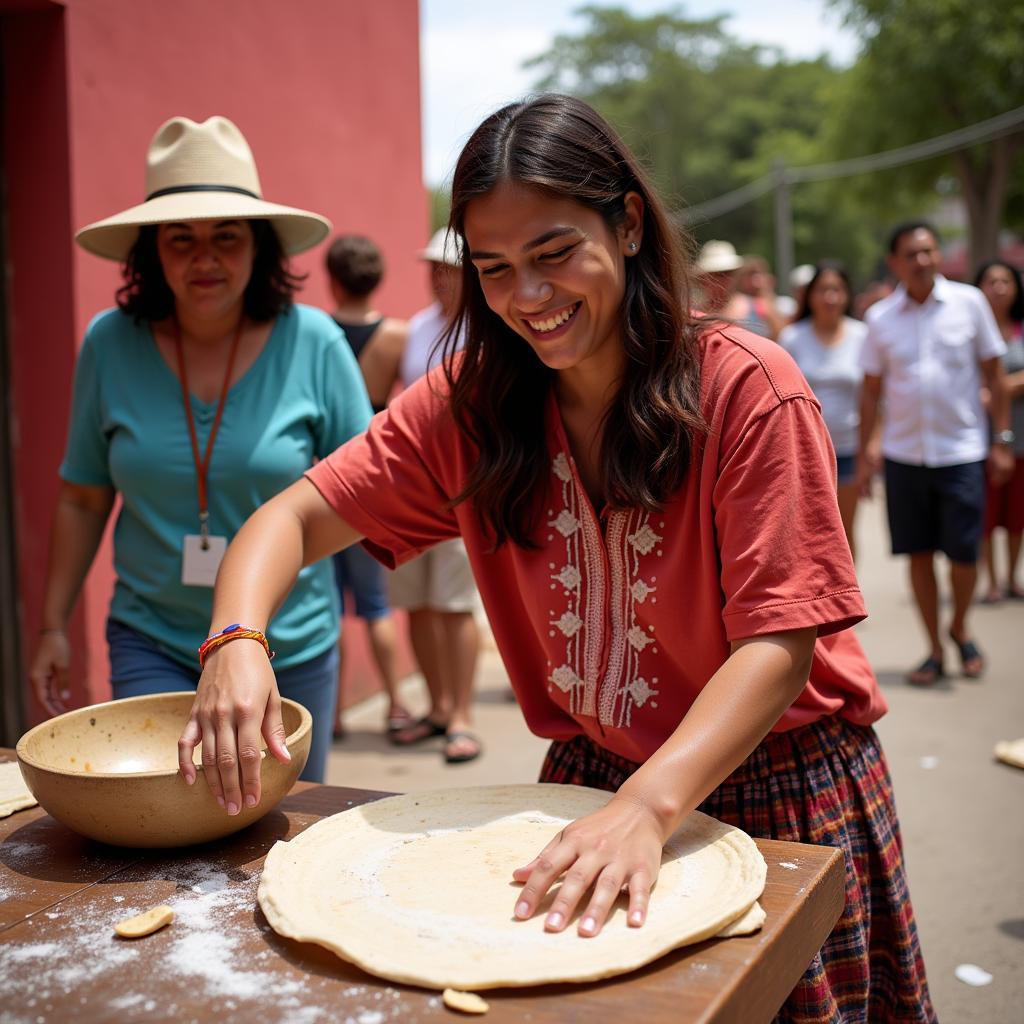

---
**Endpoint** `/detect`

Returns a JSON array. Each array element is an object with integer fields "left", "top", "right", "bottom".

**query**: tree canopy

[
  {"left": 517, "top": 2, "right": 1023, "bottom": 285},
  {"left": 827, "top": 0, "right": 1024, "bottom": 270}
]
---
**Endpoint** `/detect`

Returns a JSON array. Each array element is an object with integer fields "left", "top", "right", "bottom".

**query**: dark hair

[
  {"left": 973, "top": 259, "right": 1024, "bottom": 322},
  {"left": 887, "top": 220, "right": 940, "bottom": 255},
  {"left": 441, "top": 93, "right": 706, "bottom": 548},
  {"left": 326, "top": 234, "right": 384, "bottom": 297},
  {"left": 116, "top": 219, "right": 304, "bottom": 322},
  {"left": 795, "top": 260, "right": 854, "bottom": 321}
]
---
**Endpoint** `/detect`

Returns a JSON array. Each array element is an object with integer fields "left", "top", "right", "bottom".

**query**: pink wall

[
  {"left": 9, "top": 0, "right": 427, "bottom": 720},
  {"left": 3, "top": 3, "right": 83, "bottom": 719},
  {"left": 64, "top": 0, "right": 429, "bottom": 325}
]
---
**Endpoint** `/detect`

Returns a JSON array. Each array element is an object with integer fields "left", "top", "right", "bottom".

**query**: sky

[{"left": 421, "top": 0, "right": 859, "bottom": 186}]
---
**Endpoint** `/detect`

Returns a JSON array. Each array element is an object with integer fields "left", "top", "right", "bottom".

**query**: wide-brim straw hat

[
  {"left": 696, "top": 239, "right": 743, "bottom": 274},
  {"left": 75, "top": 116, "right": 331, "bottom": 261}
]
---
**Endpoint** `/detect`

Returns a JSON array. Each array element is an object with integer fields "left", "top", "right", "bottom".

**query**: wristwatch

[{"left": 993, "top": 429, "right": 1016, "bottom": 446}]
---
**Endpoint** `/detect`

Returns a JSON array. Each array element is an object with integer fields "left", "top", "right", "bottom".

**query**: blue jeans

[
  {"left": 332, "top": 544, "right": 391, "bottom": 621},
  {"left": 106, "top": 619, "right": 338, "bottom": 783}
]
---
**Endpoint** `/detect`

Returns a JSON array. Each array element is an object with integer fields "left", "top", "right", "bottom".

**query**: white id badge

[{"left": 181, "top": 534, "right": 228, "bottom": 587}]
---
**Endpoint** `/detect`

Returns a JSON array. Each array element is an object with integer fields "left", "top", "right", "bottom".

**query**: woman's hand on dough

[
  {"left": 177, "top": 640, "right": 289, "bottom": 815},
  {"left": 511, "top": 794, "right": 666, "bottom": 937}
]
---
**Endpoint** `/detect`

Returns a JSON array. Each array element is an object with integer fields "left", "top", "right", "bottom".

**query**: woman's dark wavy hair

[
  {"left": 795, "top": 260, "right": 853, "bottom": 322},
  {"left": 116, "top": 219, "right": 304, "bottom": 322},
  {"left": 441, "top": 93, "right": 707, "bottom": 549},
  {"left": 973, "top": 259, "right": 1024, "bottom": 323}
]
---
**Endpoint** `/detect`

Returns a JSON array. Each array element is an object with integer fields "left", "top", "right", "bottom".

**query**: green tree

[
  {"left": 524, "top": 5, "right": 919, "bottom": 284},
  {"left": 828, "top": 0, "right": 1024, "bottom": 269},
  {"left": 429, "top": 186, "right": 451, "bottom": 233}
]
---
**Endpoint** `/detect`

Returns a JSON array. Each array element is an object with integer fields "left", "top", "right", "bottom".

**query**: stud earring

[{"left": 628, "top": 242, "right": 638, "bottom": 252}]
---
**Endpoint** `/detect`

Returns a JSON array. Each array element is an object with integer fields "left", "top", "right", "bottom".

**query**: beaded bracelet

[{"left": 198, "top": 623, "right": 275, "bottom": 668}]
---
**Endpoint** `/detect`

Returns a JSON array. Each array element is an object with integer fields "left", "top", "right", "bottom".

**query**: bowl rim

[{"left": 15, "top": 691, "right": 313, "bottom": 780}]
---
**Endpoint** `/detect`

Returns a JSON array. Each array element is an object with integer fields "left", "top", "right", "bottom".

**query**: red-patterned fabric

[
  {"left": 984, "top": 455, "right": 1024, "bottom": 534},
  {"left": 540, "top": 718, "right": 936, "bottom": 1024}
]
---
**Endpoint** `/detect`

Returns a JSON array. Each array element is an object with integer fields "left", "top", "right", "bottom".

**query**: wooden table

[{"left": 0, "top": 754, "right": 844, "bottom": 1023}]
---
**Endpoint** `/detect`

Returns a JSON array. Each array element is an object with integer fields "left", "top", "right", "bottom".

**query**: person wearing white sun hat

[
  {"left": 696, "top": 240, "right": 782, "bottom": 337},
  {"left": 360, "top": 225, "right": 483, "bottom": 765},
  {"left": 29, "top": 116, "right": 372, "bottom": 787},
  {"left": 695, "top": 239, "right": 743, "bottom": 315}
]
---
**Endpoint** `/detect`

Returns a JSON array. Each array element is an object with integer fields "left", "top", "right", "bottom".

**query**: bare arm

[
  {"left": 856, "top": 373, "right": 883, "bottom": 496},
  {"left": 512, "top": 626, "right": 816, "bottom": 936},
  {"left": 29, "top": 481, "right": 116, "bottom": 715},
  {"left": 177, "top": 477, "right": 364, "bottom": 812},
  {"left": 981, "top": 355, "right": 1014, "bottom": 485},
  {"left": 358, "top": 318, "right": 407, "bottom": 408},
  {"left": 1006, "top": 367, "right": 1024, "bottom": 401}
]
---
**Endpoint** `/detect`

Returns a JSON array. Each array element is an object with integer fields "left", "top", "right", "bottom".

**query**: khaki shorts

[{"left": 387, "top": 537, "right": 478, "bottom": 613}]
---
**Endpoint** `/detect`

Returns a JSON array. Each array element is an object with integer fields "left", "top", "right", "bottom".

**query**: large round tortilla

[{"left": 258, "top": 784, "right": 766, "bottom": 989}]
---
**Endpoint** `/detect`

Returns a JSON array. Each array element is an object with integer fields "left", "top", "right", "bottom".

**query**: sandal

[
  {"left": 978, "top": 589, "right": 1003, "bottom": 605},
  {"left": 906, "top": 655, "right": 945, "bottom": 686},
  {"left": 386, "top": 708, "right": 416, "bottom": 735},
  {"left": 949, "top": 632, "right": 985, "bottom": 679},
  {"left": 444, "top": 731, "right": 483, "bottom": 764},
  {"left": 390, "top": 716, "right": 447, "bottom": 746}
]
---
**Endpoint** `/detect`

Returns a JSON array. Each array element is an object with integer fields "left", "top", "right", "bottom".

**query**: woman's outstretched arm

[
  {"left": 177, "top": 477, "right": 363, "bottom": 813},
  {"left": 29, "top": 481, "right": 115, "bottom": 715},
  {"left": 511, "top": 627, "right": 816, "bottom": 937}
]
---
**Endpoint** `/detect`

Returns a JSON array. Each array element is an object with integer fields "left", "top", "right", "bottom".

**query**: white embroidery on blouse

[
  {"left": 551, "top": 664, "right": 584, "bottom": 693},
  {"left": 628, "top": 523, "right": 662, "bottom": 556},
  {"left": 628, "top": 677, "right": 658, "bottom": 707},
  {"left": 554, "top": 565, "right": 581, "bottom": 590},
  {"left": 546, "top": 453, "right": 592, "bottom": 715},
  {"left": 546, "top": 454, "right": 661, "bottom": 728},
  {"left": 550, "top": 509, "right": 580, "bottom": 538},
  {"left": 553, "top": 611, "right": 583, "bottom": 638},
  {"left": 626, "top": 625, "right": 654, "bottom": 651},
  {"left": 552, "top": 452, "right": 572, "bottom": 483}
]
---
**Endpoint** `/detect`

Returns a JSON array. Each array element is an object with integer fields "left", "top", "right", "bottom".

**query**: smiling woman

[
  {"left": 445, "top": 101, "right": 704, "bottom": 542},
  {"left": 183, "top": 94, "right": 935, "bottom": 1023},
  {"left": 28, "top": 116, "right": 373, "bottom": 786}
]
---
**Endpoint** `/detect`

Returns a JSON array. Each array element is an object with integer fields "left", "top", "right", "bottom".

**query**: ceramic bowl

[{"left": 16, "top": 692, "right": 311, "bottom": 848}]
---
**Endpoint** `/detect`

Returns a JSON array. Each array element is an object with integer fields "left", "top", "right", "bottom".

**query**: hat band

[{"left": 145, "top": 183, "right": 261, "bottom": 202}]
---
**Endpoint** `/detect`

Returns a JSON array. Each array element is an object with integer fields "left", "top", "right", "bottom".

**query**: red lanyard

[{"left": 172, "top": 317, "right": 244, "bottom": 544}]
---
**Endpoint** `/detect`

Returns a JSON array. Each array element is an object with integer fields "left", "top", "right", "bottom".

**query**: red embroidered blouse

[{"left": 307, "top": 325, "right": 886, "bottom": 763}]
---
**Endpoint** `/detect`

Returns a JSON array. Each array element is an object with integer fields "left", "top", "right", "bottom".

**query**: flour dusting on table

[{"left": 0, "top": 856, "right": 428, "bottom": 1023}]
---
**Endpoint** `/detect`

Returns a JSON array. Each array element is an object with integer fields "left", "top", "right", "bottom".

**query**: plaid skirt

[{"left": 539, "top": 716, "right": 936, "bottom": 1024}]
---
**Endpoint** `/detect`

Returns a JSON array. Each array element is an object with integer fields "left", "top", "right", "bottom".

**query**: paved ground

[{"left": 326, "top": 495, "right": 1023, "bottom": 1022}]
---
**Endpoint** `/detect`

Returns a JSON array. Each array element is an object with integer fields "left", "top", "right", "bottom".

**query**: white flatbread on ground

[
  {"left": 259, "top": 784, "right": 766, "bottom": 989},
  {"left": 0, "top": 761, "right": 37, "bottom": 818}
]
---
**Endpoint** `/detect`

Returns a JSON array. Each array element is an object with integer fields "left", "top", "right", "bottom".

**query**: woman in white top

[{"left": 779, "top": 262, "right": 868, "bottom": 559}]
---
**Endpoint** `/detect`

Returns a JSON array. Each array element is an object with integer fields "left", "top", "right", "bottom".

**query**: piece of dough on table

[
  {"left": 994, "top": 738, "right": 1024, "bottom": 770},
  {"left": 0, "top": 761, "right": 37, "bottom": 818}
]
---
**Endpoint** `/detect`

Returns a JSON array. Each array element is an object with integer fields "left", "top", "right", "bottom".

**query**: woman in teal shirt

[{"left": 28, "top": 116, "right": 371, "bottom": 783}]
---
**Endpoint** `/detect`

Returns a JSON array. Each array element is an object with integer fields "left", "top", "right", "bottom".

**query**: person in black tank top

[
  {"left": 332, "top": 316, "right": 384, "bottom": 361},
  {"left": 323, "top": 235, "right": 412, "bottom": 732}
]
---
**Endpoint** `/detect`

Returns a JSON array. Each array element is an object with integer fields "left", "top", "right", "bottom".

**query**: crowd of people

[
  {"left": 24, "top": 94, "right": 1024, "bottom": 1023},
  {"left": 695, "top": 230, "right": 1020, "bottom": 683}
]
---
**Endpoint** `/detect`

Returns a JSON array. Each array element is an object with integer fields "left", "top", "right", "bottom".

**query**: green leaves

[{"left": 523, "top": 1, "right": 1023, "bottom": 281}]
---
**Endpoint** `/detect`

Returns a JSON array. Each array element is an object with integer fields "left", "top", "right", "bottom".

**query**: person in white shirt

[{"left": 858, "top": 222, "right": 1013, "bottom": 685}]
